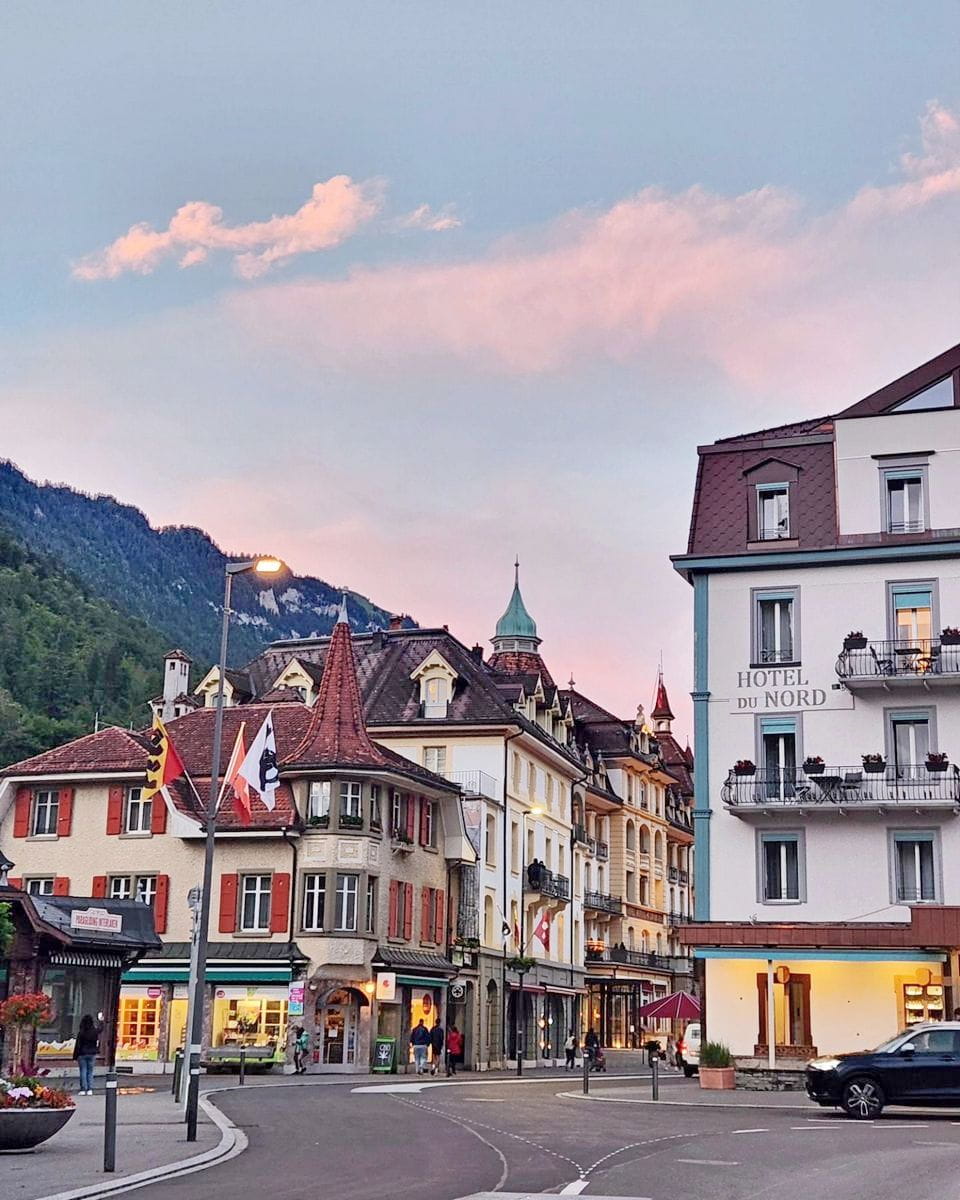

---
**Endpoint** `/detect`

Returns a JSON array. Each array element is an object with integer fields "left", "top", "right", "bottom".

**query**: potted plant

[
  {"left": 307, "top": 814, "right": 329, "bottom": 828},
  {"left": 925, "top": 751, "right": 949, "bottom": 773},
  {"left": 941, "top": 627, "right": 960, "bottom": 646},
  {"left": 733, "top": 759, "right": 756, "bottom": 777},
  {"left": 699, "top": 1041, "right": 735, "bottom": 1090},
  {"left": 844, "top": 631, "right": 867, "bottom": 650},
  {"left": 802, "top": 755, "right": 825, "bottom": 776},
  {"left": 506, "top": 955, "right": 536, "bottom": 973},
  {"left": 339, "top": 813, "right": 364, "bottom": 829},
  {"left": 862, "top": 753, "right": 886, "bottom": 774},
  {"left": 0, "top": 1074, "right": 75, "bottom": 1152}
]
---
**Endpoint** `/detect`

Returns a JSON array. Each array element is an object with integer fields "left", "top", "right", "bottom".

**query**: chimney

[
  {"left": 161, "top": 649, "right": 193, "bottom": 721},
  {"left": 470, "top": 644, "right": 484, "bottom": 664},
  {"left": 371, "top": 630, "right": 386, "bottom": 651},
  {"left": 388, "top": 614, "right": 405, "bottom": 631}
]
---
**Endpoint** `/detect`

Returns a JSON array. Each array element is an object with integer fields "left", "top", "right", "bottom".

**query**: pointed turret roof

[
  {"left": 651, "top": 670, "right": 674, "bottom": 722},
  {"left": 494, "top": 559, "right": 539, "bottom": 641}
]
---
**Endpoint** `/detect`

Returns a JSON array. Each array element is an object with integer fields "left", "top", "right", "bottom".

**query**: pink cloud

[
  {"left": 227, "top": 103, "right": 960, "bottom": 390},
  {"left": 393, "top": 203, "right": 462, "bottom": 232}
]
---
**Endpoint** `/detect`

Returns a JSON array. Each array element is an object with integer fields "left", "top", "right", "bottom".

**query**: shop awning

[
  {"left": 123, "top": 967, "right": 293, "bottom": 983},
  {"left": 543, "top": 985, "right": 587, "bottom": 996},
  {"left": 397, "top": 975, "right": 451, "bottom": 989}
]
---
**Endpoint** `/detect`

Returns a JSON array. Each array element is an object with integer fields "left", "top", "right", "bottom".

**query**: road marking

[
  {"left": 879, "top": 1123, "right": 928, "bottom": 1128},
  {"left": 676, "top": 1158, "right": 739, "bottom": 1166},
  {"left": 915, "top": 1140, "right": 959, "bottom": 1147},
  {"left": 462, "top": 1097, "right": 506, "bottom": 1103},
  {"left": 732, "top": 1127, "right": 769, "bottom": 1134},
  {"left": 559, "top": 1182, "right": 589, "bottom": 1195}
]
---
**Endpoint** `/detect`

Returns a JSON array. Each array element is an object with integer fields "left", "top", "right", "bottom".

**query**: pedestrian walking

[
  {"left": 584, "top": 1026, "right": 599, "bottom": 1065},
  {"left": 564, "top": 1028, "right": 578, "bottom": 1070},
  {"left": 664, "top": 1033, "right": 676, "bottom": 1070},
  {"left": 73, "top": 1013, "right": 101, "bottom": 1095},
  {"left": 293, "top": 1025, "right": 310, "bottom": 1074},
  {"left": 446, "top": 1024, "right": 463, "bottom": 1076},
  {"left": 410, "top": 1019, "right": 431, "bottom": 1074},
  {"left": 429, "top": 1018, "right": 445, "bottom": 1075}
]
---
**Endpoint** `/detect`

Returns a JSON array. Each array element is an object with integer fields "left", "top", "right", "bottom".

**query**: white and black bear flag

[{"left": 237, "top": 711, "right": 280, "bottom": 810}]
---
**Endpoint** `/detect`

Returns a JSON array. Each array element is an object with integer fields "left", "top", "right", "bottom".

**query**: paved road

[{"left": 141, "top": 1074, "right": 960, "bottom": 1200}]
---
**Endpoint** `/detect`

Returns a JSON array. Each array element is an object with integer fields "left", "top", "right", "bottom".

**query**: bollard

[
  {"left": 239, "top": 1045, "right": 246, "bottom": 1087},
  {"left": 582, "top": 1049, "right": 590, "bottom": 1095},
  {"left": 652, "top": 1052, "right": 660, "bottom": 1101},
  {"left": 172, "top": 1049, "right": 183, "bottom": 1098},
  {"left": 103, "top": 1069, "right": 118, "bottom": 1173}
]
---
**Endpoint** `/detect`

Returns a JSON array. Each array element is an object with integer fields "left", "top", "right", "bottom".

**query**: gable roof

[
  {"left": 1, "top": 726, "right": 153, "bottom": 777},
  {"left": 837, "top": 341, "right": 960, "bottom": 420}
]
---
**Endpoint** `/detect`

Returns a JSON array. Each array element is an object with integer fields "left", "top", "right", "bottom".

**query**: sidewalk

[{"left": 1, "top": 1087, "right": 222, "bottom": 1200}]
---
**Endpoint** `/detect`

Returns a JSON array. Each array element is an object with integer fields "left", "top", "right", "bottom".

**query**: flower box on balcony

[
  {"left": 307, "top": 814, "right": 329, "bottom": 829},
  {"left": 844, "top": 632, "right": 867, "bottom": 650},
  {"left": 733, "top": 760, "right": 756, "bottom": 777},
  {"left": 862, "top": 754, "right": 886, "bottom": 774},
  {"left": 339, "top": 813, "right": 364, "bottom": 829},
  {"left": 941, "top": 628, "right": 960, "bottom": 646},
  {"left": 925, "top": 753, "right": 949, "bottom": 773},
  {"left": 802, "top": 757, "right": 825, "bottom": 776}
]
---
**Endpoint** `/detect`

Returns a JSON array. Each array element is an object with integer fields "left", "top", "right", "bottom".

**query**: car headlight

[{"left": 808, "top": 1057, "right": 841, "bottom": 1071}]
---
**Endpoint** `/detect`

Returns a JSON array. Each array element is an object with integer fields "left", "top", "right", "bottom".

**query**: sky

[{"left": 4, "top": 2, "right": 960, "bottom": 738}]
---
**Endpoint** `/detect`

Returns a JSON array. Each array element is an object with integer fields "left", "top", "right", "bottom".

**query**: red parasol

[{"left": 635, "top": 991, "right": 701, "bottom": 1020}]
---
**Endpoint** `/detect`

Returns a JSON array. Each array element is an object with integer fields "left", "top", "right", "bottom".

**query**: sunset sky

[{"left": 4, "top": 2, "right": 960, "bottom": 735}]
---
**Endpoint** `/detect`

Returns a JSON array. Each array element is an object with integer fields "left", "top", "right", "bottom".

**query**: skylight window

[{"left": 889, "top": 375, "right": 955, "bottom": 413}]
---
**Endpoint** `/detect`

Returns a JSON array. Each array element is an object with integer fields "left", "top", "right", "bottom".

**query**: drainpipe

[
  {"left": 502, "top": 728, "right": 523, "bottom": 1064},
  {"left": 569, "top": 767, "right": 591, "bottom": 1031},
  {"left": 766, "top": 958, "right": 776, "bottom": 1071}
]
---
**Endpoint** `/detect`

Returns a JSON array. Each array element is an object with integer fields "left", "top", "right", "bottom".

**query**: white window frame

[
  {"left": 308, "top": 781, "right": 331, "bottom": 821},
  {"left": 423, "top": 675, "right": 449, "bottom": 718},
  {"left": 335, "top": 873, "right": 359, "bottom": 932},
  {"left": 883, "top": 468, "right": 927, "bottom": 534},
  {"left": 31, "top": 790, "right": 59, "bottom": 837},
  {"left": 422, "top": 798, "right": 435, "bottom": 847},
  {"left": 889, "top": 830, "right": 941, "bottom": 904},
  {"left": 370, "top": 785, "right": 382, "bottom": 828},
  {"left": 391, "top": 790, "right": 403, "bottom": 836},
  {"left": 365, "top": 877, "right": 376, "bottom": 934},
  {"left": 422, "top": 746, "right": 447, "bottom": 774},
  {"left": 125, "top": 786, "right": 153, "bottom": 835},
  {"left": 339, "top": 781, "right": 362, "bottom": 820},
  {"left": 753, "top": 589, "right": 798, "bottom": 665},
  {"left": 757, "top": 483, "right": 790, "bottom": 540},
  {"left": 239, "top": 874, "right": 272, "bottom": 932},
  {"left": 757, "top": 831, "right": 805, "bottom": 904},
  {"left": 108, "top": 874, "right": 157, "bottom": 907},
  {"left": 25, "top": 877, "right": 54, "bottom": 896},
  {"left": 301, "top": 873, "right": 326, "bottom": 932}
]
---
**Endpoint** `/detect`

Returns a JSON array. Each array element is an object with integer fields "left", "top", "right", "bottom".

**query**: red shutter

[
  {"left": 57, "top": 788, "right": 74, "bottom": 837},
  {"left": 270, "top": 873, "right": 291, "bottom": 933},
  {"left": 218, "top": 874, "right": 239, "bottom": 933},
  {"left": 106, "top": 786, "right": 124, "bottom": 835},
  {"left": 53, "top": 876, "right": 70, "bottom": 896},
  {"left": 13, "top": 788, "right": 30, "bottom": 838},
  {"left": 421, "top": 887, "right": 431, "bottom": 942},
  {"left": 92, "top": 875, "right": 107, "bottom": 898},
  {"left": 434, "top": 888, "right": 445, "bottom": 945},
  {"left": 402, "top": 883, "right": 413, "bottom": 940},
  {"left": 8, "top": 877, "right": 22, "bottom": 890},
  {"left": 419, "top": 799, "right": 428, "bottom": 846},
  {"left": 405, "top": 795, "right": 416, "bottom": 842},
  {"left": 153, "top": 874, "right": 169, "bottom": 934},
  {"left": 388, "top": 880, "right": 399, "bottom": 937},
  {"left": 150, "top": 794, "right": 167, "bottom": 835}
]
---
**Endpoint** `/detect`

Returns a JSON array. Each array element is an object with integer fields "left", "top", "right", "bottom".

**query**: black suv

[{"left": 806, "top": 1023, "right": 960, "bottom": 1118}]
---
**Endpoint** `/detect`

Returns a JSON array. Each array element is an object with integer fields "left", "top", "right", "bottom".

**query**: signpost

[
  {"left": 372, "top": 1037, "right": 396, "bottom": 1073},
  {"left": 375, "top": 973, "right": 397, "bottom": 1002}
]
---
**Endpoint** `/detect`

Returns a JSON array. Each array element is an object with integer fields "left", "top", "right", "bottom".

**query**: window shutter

[
  {"left": 8, "top": 877, "right": 22, "bottom": 890},
  {"left": 218, "top": 873, "right": 239, "bottom": 933},
  {"left": 106, "top": 786, "right": 124, "bottom": 835},
  {"left": 421, "top": 887, "right": 431, "bottom": 942},
  {"left": 53, "top": 876, "right": 70, "bottom": 896},
  {"left": 13, "top": 787, "right": 30, "bottom": 838},
  {"left": 405, "top": 795, "right": 416, "bottom": 842},
  {"left": 434, "top": 888, "right": 445, "bottom": 945},
  {"left": 402, "top": 883, "right": 413, "bottom": 939},
  {"left": 57, "top": 788, "right": 74, "bottom": 837},
  {"left": 92, "top": 875, "right": 107, "bottom": 898},
  {"left": 388, "top": 880, "right": 399, "bottom": 937},
  {"left": 150, "top": 794, "right": 167, "bottom": 835},
  {"left": 271, "top": 873, "right": 291, "bottom": 934},
  {"left": 154, "top": 875, "right": 169, "bottom": 934},
  {"left": 419, "top": 799, "right": 428, "bottom": 846}
]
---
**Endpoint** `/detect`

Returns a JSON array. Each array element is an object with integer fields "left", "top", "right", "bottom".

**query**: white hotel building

[{"left": 673, "top": 343, "right": 960, "bottom": 1065}]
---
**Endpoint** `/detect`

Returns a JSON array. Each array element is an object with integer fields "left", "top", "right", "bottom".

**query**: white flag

[{"left": 237, "top": 711, "right": 280, "bottom": 811}]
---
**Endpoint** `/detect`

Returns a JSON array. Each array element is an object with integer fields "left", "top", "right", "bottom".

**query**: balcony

[
  {"left": 606, "top": 946, "right": 673, "bottom": 971},
  {"left": 595, "top": 840, "right": 609, "bottom": 861},
  {"left": 666, "top": 910, "right": 691, "bottom": 925},
  {"left": 584, "top": 890, "right": 623, "bottom": 915},
  {"left": 668, "top": 866, "right": 679, "bottom": 883},
  {"left": 679, "top": 869, "right": 689, "bottom": 885},
  {"left": 444, "top": 769, "right": 500, "bottom": 800},
  {"left": 722, "top": 765, "right": 960, "bottom": 815},
  {"left": 524, "top": 866, "right": 571, "bottom": 903},
  {"left": 836, "top": 637, "right": 960, "bottom": 689},
  {"left": 572, "top": 823, "right": 590, "bottom": 846}
]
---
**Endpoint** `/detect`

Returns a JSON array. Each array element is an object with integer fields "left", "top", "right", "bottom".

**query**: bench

[{"left": 201, "top": 1044, "right": 278, "bottom": 1073}]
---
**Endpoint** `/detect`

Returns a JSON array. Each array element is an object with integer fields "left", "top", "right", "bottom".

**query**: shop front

[
  {"left": 314, "top": 983, "right": 371, "bottom": 1069},
  {"left": 372, "top": 947, "right": 457, "bottom": 1073},
  {"left": 585, "top": 974, "right": 670, "bottom": 1049},
  {"left": 507, "top": 979, "right": 583, "bottom": 1064}
]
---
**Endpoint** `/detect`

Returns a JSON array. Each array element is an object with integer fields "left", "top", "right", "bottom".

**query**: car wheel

[
  {"left": 683, "top": 1065, "right": 696, "bottom": 1078},
  {"left": 842, "top": 1077, "right": 884, "bottom": 1119}
]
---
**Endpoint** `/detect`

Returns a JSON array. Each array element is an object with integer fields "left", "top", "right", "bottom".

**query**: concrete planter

[
  {"left": 699, "top": 1066, "right": 735, "bottom": 1090},
  {"left": 0, "top": 1106, "right": 75, "bottom": 1152}
]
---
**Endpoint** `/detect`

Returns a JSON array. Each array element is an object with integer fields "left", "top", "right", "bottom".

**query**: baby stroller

[{"left": 589, "top": 1046, "right": 607, "bottom": 1072}]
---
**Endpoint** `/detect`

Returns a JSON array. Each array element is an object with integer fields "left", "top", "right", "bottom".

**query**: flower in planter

[
  {"left": 845, "top": 631, "right": 864, "bottom": 640},
  {"left": 862, "top": 753, "right": 885, "bottom": 765},
  {"left": 926, "top": 752, "right": 949, "bottom": 769},
  {"left": 0, "top": 1075, "right": 74, "bottom": 1109},
  {"left": 733, "top": 759, "right": 756, "bottom": 775},
  {"left": 803, "top": 756, "right": 825, "bottom": 773}
]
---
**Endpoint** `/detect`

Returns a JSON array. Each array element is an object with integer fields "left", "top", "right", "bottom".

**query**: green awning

[
  {"left": 123, "top": 968, "right": 292, "bottom": 983},
  {"left": 397, "top": 975, "right": 450, "bottom": 989}
]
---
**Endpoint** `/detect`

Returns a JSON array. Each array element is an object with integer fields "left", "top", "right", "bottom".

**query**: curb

[
  {"left": 555, "top": 1089, "right": 813, "bottom": 1112},
  {"left": 31, "top": 1091, "right": 248, "bottom": 1200}
]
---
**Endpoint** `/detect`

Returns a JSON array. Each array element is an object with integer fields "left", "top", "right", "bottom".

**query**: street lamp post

[
  {"left": 516, "top": 805, "right": 543, "bottom": 1078},
  {"left": 185, "top": 557, "right": 281, "bottom": 1142}
]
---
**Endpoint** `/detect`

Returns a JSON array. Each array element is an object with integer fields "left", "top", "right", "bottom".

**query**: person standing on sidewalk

[
  {"left": 445, "top": 1024, "right": 463, "bottom": 1076},
  {"left": 293, "top": 1025, "right": 310, "bottom": 1074},
  {"left": 564, "top": 1029, "right": 578, "bottom": 1070},
  {"left": 73, "top": 1013, "right": 100, "bottom": 1095},
  {"left": 410, "top": 1019, "right": 431, "bottom": 1074},
  {"left": 429, "top": 1019, "right": 445, "bottom": 1075}
]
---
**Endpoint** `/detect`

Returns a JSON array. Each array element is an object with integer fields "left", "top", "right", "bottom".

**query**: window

[
  {"left": 32, "top": 790, "right": 59, "bottom": 837},
  {"left": 365, "top": 877, "right": 377, "bottom": 933},
  {"left": 891, "top": 832, "right": 939, "bottom": 903},
  {"left": 308, "top": 781, "right": 331, "bottom": 822},
  {"left": 423, "top": 676, "right": 448, "bottom": 717},
  {"left": 391, "top": 790, "right": 403, "bottom": 835},
  {"left": 755, "top": 591, "right": 796, "bottom": 664},
  {"left": 421, "top": 798, "right": 435, "bottom": 846},
  {"left": 759, "top": 832, "right": 803, "bottom": 902},
  {"left": 423, "top": 746, "right": 447, "bottom": 774},
  {"left": 759, "top": 716, "right": 798, "bottom": 800},
  {"left": 302, "top": 873, "right": 326, "bottom": 931},
  {"left": 109, "top": 875, "right": 157, "bottom": 906},
  {"left": 757, "top": 484, "right": 790, "bottom": 540},
  {"left": 125, "top": 786, "right": 152, "bottom": 834},
  {"left": 340, "top": 781, "right": 362, "bottom": 821},
  {"left": 370, "top": 785, "right": 382, "bottom": 829},
  {"left": 889, "top": 711, "right": 932, "bottom": 773},
  {"left": 639, "top": 875, "right": 649, "bottom": 905},
  {"left": 890, "top": 375, "right": 955, "bottom": 412},
  {"left": 510, "top": 821, "right": 519, "bottom": 870},
  {"left": 626, "top": 870, "right": 636, "bottom": 903},
  {"left": 884, "top": 471, "right": 925, "bottom": 534},
  {"left": 240, "top": 874, "right": 272, "bottom": 932},
  {"left": 25, "top": 877, "right": 54, "bottom": 895},
  {"left": 485, "top": 813, "right": 496, "bottom": 867},
  {"left": 891, "top": 586, "right": 934, "bottom": 645},
  {"left": 335, "top": 873, "right": 359, "bottom": 931}
]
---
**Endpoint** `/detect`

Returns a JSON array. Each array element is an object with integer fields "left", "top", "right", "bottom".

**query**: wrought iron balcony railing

[
  {"left": 595, "top": 840, "right": 609, "bottom": 861},
  {"left": 572, "top": 823, "right": 590, "bottom": 846},
  {"left": 837, "top": 637, "right": 960, "bottom": 684},
  {"left": 722, "top": 764, "right": 960, "bottom": 808},
  {"left": 524, "top": 866, "right": 571, "bottom": 902},
  {"left": 583, "top": 889, "right": 623, "bottom": 915},
  {"left": 668, "top": 866, "right": 679, "bottom": 883}
]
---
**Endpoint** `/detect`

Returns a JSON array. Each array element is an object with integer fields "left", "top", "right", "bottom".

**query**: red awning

[{"left": 636, "top": 991, "right": 701, "bottom": 1020}]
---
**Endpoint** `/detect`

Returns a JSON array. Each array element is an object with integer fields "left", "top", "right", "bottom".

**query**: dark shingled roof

[
  {"left": 1, "top": 726, "right": 153, "bottom": 777},
  {"left": 373, "top": 946, "right": 457, "bottom": 974}
]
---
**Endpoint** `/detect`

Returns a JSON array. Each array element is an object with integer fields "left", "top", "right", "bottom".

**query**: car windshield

[{"left": 873, "top": 1030, "right": 919, "bottom": 1054}]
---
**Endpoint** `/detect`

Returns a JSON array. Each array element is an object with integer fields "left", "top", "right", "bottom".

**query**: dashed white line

[
  {"left": 914, "top": 1140, "right": 959, "bottom": 1147},
  {"left": 676, "top": 1158, "right": 739, "bottom": 1166},
  {"left": 732, "top": 1127, "right": 769, "bottom": 1134}
]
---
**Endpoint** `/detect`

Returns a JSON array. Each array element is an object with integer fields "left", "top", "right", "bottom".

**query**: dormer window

[
  {"left": 410, "top": 650, "right": 458, "bottom": 719},
  {"left": 884, "top": 470, "right": 925, "bottom": 534},
  {"left": 757, "top": 484, "right": 790, "bottom": 540},
  {"left": 424, "top": 676, "right": 449, "bottom": 717}
]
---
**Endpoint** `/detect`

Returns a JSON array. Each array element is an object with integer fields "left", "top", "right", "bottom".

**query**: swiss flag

[{"left": 533, "top": 910, "right": 551, "bottom": 953}]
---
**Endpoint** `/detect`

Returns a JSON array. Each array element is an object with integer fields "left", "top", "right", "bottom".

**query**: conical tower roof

[
  {"left": 651, "top": 670, "right": 674, "bottom": 722},
  {"left": 495, "top": 560, "right": 539, "bottom": 641}
]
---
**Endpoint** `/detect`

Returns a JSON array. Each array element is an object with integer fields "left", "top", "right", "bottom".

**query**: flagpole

[{"left": 185, "top": 557, "right": 282, "bottom": 1142}]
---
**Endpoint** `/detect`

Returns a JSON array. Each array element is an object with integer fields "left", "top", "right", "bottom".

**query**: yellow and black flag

[{"left": 144, "top": 715, "right": 187, "bottom": 801}]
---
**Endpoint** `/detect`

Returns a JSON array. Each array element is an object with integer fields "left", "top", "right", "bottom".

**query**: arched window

[
  {"left": 485, "top": 813, "right": 496, "bottom": 867},
  {"left": 626, "top": 870, "right": 636, "bottom": 903},
  {"left": 656, "top": 932, "right": 663, "bottom": 954},
  {"left": 584, "top": 862, "right": 592, "bottom": 892},
  {"left": 639, "top": 875, "right": 649, "bottom": 905},
  {"left": 483, "top": 895, "right": 494, "bottom": 945},
  {"left": 625, "top": 820, "right": 636, "bottom": 852},
  {"left": 639, "top": 825, "right": 650, "bottom": 854},
  {"left": 654, "top": 831, "right": 665, "bottom": 862},
  {"left": 627, "top": 926, "right": 635, "bottom": 950},
  {"left": 641, "top": 929, "right": 649, "bottom": 952}
]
